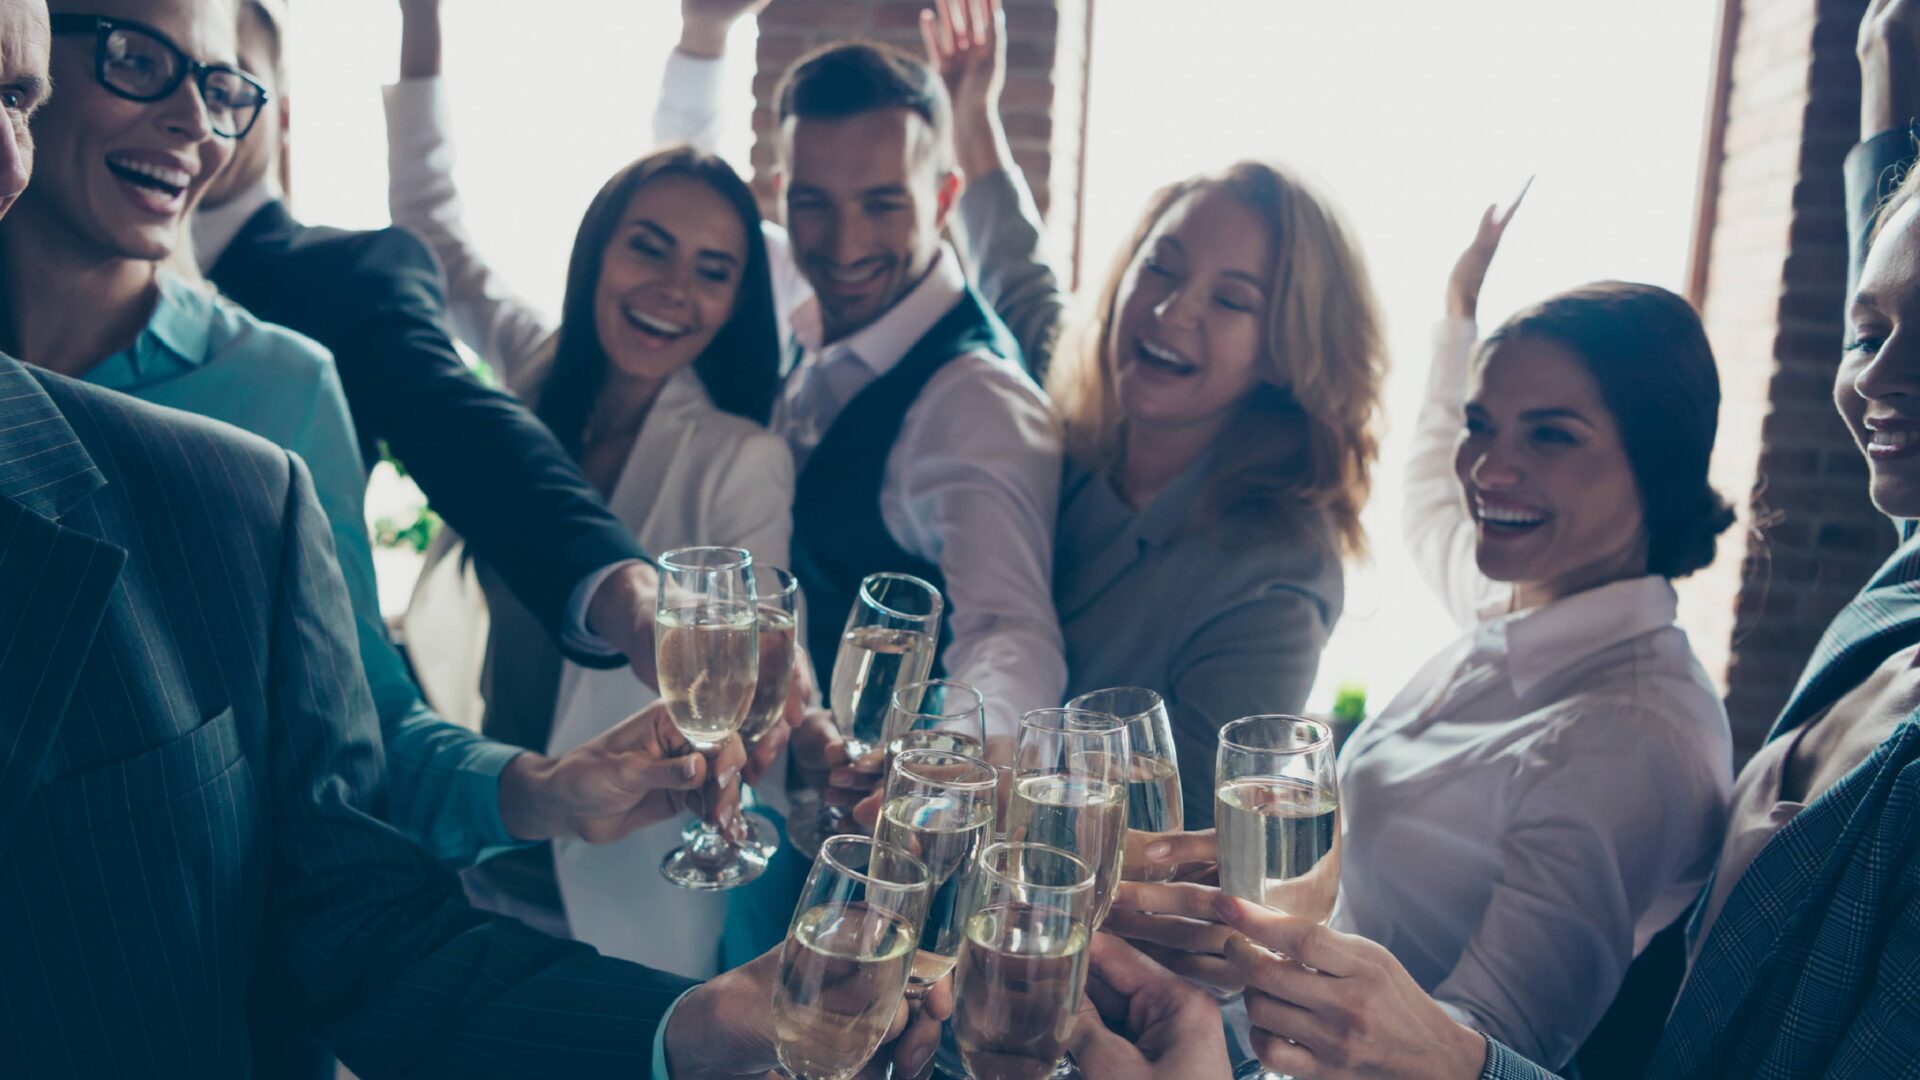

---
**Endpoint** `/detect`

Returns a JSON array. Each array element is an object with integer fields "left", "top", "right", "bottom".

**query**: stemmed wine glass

[
  {"left": 706, "top": 565, "right": 798, "bottom": 862},
  {"left": 772, "top": 835, "right": 931, "bottom": 1080},
  {"left": 1005, "top": 708, "right": 1130, "bottom": 929},
  {"left": 654, "top": 546, "right": 764, "bottom": 890},
  {"left": 951, "top": 842, "right": 1096, "bottom": 1080},
  {"left": 790, "top": 572, "right": 943, "bottom": 856},
  {"left": 871, "top": 748, "right": 998, "bottom": 998},
  {"left": 1066, "top": 687, "right": 1183, "bottom": 881},
  {"left": 1215, "top": 715, "right": 1341, "bottom": 1080},
  {"left": 883, "top": 678, "right": 988, "bottom": 763}
]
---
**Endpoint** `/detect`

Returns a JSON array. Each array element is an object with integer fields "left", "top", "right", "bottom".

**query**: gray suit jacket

[{"left": 0, "top": 353, "right": 691, "bottom": 1078}]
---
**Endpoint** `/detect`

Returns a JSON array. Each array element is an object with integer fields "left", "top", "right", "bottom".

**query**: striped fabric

[{"left": 0, "top": 354, "right": 692, "bottom": 1078}]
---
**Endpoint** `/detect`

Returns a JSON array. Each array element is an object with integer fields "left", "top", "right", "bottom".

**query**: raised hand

[
  {"left": 1445, "top": 177, "right": 1531, "bottom": 321},
  {"left": 1860, "top": 0, "right": 1920, "bottom": 136},
  {"left": 920, "top": 0, "right": 1010, "bottom": 181},
  {"left": 681, "top": 0, "right": 776, "bottom": 59},
  {"left": 496, "top": 700, "right": 739, "bottom": 844},
  {"left": 1067, "top": 934, "right": 1233, "bottom": 1080},
  {"left": 1215, "top": 895, "right": 1488, "bottom": 1080},
  {"left": 396, "top": 0, "right": 444, "bottom": 81}
]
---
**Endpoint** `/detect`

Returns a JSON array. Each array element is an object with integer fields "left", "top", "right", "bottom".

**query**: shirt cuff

[
  {"left": 651, "top": 986, "right": 702, "bottom": 1079},
  {"left": 663, "top": 47, "right": 728, "bottom": 103},
  {"left": 381, "top": 73, "right": 446, "bottom": 132},
  {"left": 562, "top": 559, "right": 644, "bottom": 662},
  {"left": 467, "top": 740, "right": 537, "bottom": 862}
]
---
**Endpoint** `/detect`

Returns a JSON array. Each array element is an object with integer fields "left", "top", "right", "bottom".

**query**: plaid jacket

[{"left": 1482, "top": 133, "right": 1920, "bottom": 1080}]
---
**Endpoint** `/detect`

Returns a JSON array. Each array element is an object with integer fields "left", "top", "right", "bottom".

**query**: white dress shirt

[
  {"left": 655, "top": 52, "right": 1068, "bottom": 740},
  {"left": 1328, "top": 318, "right": 1734, "bottom": 1070}
]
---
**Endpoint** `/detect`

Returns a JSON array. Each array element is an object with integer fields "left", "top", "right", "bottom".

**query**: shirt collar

[
  {"left": 192, "top": 177, "right": 279, "bottom": 270},
  {"left": 794, "top": 244, "right": 966, "bottom": 377},
  {"left": 1484, "top": 575, "right": 1680, "bottom": 699},
  {"left": 113, "top": 274, "right": 214, "bottom": 383}
]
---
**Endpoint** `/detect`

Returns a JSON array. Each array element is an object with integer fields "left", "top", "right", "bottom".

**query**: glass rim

[
  {"left": 751, "top": 564, "right": 798, "bottom": 603},
  {"left": 658, "top": 546, "right": 753, "bottom": 574},
  {"left": 816, "top": 834, "right": 931, "bottom": 892},
  {"left": 892, "top": 678, "right": 984, "bottom": 719},
  {"left": 1019, "top": 706, "right": 1124, "bottom": 734},
  {"left": 1218, "top": 713, "right": 1332, "bottom": 756},
  {"left": 890, "top": 748, "right": 999, "bottom": 793},
  {"left": 857, "top": 571, "right": 942, "bottom": 623},
  {"left": 976, "top": 841, "right": 1094, "bottom": 894},
  {"left": 1066, "top": 686, "right": 1165, "bottom": 725}
]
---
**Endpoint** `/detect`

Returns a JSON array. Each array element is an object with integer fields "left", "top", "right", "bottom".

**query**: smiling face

[
  {"left": 1107, "top": 185, "right": 1274, "bottom": 438},
  {"left": 1455, "top": 334, "right": 1648, "bottom": 603},
  {"left": 591, "top": 171, "right": 748, "bottom": 386},
  {"left": 1840, "top": 195, "right": 1920, "bottom": 518},
  {"left": 0, "top": 0, "right": 50, "bottom": 222},
  {"left": 200, "top": 0, "right": 277, "bottom": 208},
  {"left": 24, "top": 0, "right": 236, "bottom": 262},
  {"left": 780, "top": 107, "right": 955, "bottom": 343}
]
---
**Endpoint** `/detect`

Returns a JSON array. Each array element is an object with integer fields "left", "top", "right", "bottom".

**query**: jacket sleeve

[
  {"left": 258, "top": 451, "right": 695, "bottom": 1078},
  {"left": 953, "top": 167, "right": 1073, "bottom": 381}
]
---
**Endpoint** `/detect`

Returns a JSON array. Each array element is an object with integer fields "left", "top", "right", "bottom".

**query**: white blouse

[{"left": 1329, "top": 318, "right": 1734, "bottom": 1069}]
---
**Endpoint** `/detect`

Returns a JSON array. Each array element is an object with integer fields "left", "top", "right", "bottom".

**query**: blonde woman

[{"left": 931, "top": 0, "right": 1383, "bottom": 828}]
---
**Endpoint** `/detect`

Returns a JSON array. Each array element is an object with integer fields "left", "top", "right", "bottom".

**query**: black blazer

[
  {"left": 208, "top": 199, "right": 641, "bottom": 661},
  {"left": 0, "top": 354, "right": 692, "bottom": 1078}
]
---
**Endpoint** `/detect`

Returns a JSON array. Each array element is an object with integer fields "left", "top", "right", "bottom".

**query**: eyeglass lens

[{"left": 101, "top": 25, "right": 265, "bottom": 137}]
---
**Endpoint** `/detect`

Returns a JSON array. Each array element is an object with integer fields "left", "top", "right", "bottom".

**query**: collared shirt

[
  {"left": 85, "top": 274, "right": 524, "bottom": 865},
  {"left": 1336, "top": 317, "right": 1733, "bottom": 1070}
]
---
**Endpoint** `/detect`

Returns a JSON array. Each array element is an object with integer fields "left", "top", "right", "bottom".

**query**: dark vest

[{"left": 791, "top": 288, "right": 1018, "bottom": 686}]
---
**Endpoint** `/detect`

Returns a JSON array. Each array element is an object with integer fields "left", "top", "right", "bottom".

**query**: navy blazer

[
  {"left": 208, "top": 199, "right": 643, "bottom": 659},
  {"left": 0, "top": 353, "right": 691, "bottom": 1078}
]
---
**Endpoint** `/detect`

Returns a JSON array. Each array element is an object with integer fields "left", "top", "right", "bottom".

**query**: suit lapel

[{"left": 0, "top": 359, "right": 125, "bottom": 852}]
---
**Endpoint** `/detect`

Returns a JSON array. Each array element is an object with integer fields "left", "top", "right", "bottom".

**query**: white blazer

[{"left": 389, "top": 76, "right": 795, "bottom": 979}]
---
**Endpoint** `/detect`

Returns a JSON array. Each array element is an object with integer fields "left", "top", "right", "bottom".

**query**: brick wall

[
  {"left": 1685, "top": 0, "right": 1895, "bottom": 759},
  {"left": 747, "top": 0, "right": 1094, "bottom": 276}
]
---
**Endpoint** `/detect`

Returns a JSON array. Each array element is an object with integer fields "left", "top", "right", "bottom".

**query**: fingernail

[
  {"left": 1213, "top": 894, "right": 1241, "bottom": 923},
  {"left": 904, "top": 1042, "right": 935, "bottom": 1078},
  {"left": 1146, "top": 841, "right": 1172, "bottom": 859},
  {"left": 677, "top": 758, "right": 699, "bottom": 778}
]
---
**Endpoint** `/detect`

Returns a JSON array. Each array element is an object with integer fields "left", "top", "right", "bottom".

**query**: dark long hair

[
  {"left": 536, "top": 146, "right": 781, "bottom": 456},
  {"left": 1481, "top": 282, "right": 1736, "bottom": 578}
]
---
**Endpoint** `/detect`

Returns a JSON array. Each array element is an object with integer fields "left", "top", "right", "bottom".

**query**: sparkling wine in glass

[
  {"left": 871, "top": 748, "right": 997, "bottom": 997},
  {"left": 729, "top": 566, "right": 799, "bottom": 861},
  {"left": 883, "top": 678, "right": 987, "bottom": 766},
  {"left": 655, "top": 546, "right": 764, "bottom": 890},
  {"left": 1005, "top": 708, "right": 1130, "bottom": 930},
  {"left": 772, "top": 835, "right": 931, "bottom": 1080},
  {"left": 790, "top": 573, "right": 942, "bottom": 857},
  {"left": 952, "top": 841, "right": 1095, "bottom": 1080},
  {"left": 1215, "top": 714, "right": 1341, "bottom": 1080},
  {"left": 1067, "top": 687, "right": 1183, "bottom": 881}
]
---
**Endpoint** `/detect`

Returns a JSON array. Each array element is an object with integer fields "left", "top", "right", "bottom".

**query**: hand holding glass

[
  {"left": 1005, "top": 708, "right": 1130, "bottom": 931},
  {"left": 872, "top": 748, "right": 997, "bottom": 996},
  {"left": 1066, "top": 687, "right": 1183, "bottom": 881}
]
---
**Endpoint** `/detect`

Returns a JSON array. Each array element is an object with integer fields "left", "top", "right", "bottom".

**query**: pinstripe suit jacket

[{"left": 0, "top": 352, "right": 693, "bottom": 1078}]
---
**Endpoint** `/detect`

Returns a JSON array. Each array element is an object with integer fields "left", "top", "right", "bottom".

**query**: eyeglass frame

[{"left": 48, "top": 14, "right": 270, "bottom": 140}]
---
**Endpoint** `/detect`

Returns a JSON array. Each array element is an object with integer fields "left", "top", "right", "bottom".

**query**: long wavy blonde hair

[{"left": 1048, "top": 161, "right": 1386, "bottom": 557}]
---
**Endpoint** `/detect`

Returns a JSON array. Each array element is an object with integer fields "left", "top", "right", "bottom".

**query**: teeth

[
  {"left": 827, "top": 264, "right": 882, "bottom": 284},
  {"left": 108, "top": 157, "right": 191, "bottom": 189},
  {"left": 627, "top": 308, "right": 688, "bottom": 338},
  {"left": 1872, "top": 429, "right": 1919, "bottom": 448},
  {"left": 1480, "top": 505, "right": 1548, "bottom": 526},
  {"left": 1139, "top": 340, "right": 1196, "bottom": 371}
]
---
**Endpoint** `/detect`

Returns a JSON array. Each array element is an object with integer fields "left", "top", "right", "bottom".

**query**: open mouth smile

[
  {"left": 105, "top": 153, "right": 192, "bottom": 214},
  {"left": 622, "top": 305, "right": 690, "bottom": 345},
  {"left": 1135, "top": 336, "right": 1199, "bottom": 377}
]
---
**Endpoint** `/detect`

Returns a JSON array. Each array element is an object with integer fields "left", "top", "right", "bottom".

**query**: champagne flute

[
  {"left": 883, "top": 678, "right": 988, "bottom": 764},
  {"left": 732, "top": 566, "right": 800, "bottom": 861},
  {"left": 1215, "top": 715, "right": 1340, "bottom": 1080},
  {"left": 773, "top": 835, "right": 932, "bottom": 1080},
  {"left": 871, "top": 748, "right": 997, "bottom": 998},
  {"left": 952, "top": 842, "right": 1095, "bottom": 1080},
  {"left": 790, "top": 572, "right": 943, "bottom": 857},
  {"left": 654, "top": 546, "right": 764, "bottom": 890},
  {"left": 1004, "top": 708, "right": 1130, "bottom": 930},
  {"left": 1066, "top": 688, "right": 1183, "bottom": 881}
]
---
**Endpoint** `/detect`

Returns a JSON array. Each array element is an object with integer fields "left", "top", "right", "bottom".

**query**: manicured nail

[
  {"left": 1146, "top": 840, "right": 1172, "bottom": 860},
  {"left": 1214, "top": 894, "right": 1241, "bottom": 923},
  {"left": 677, "top": 758, "right": 699, "bottom": 779}
]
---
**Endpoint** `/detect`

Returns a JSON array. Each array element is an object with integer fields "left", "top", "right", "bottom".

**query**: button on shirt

[
  {"left": 1330, "top": 318, "right": 1735, "bottom": 1070},
  {"left": 774, "top": 249, "right": 1066, "bottom": 739}
]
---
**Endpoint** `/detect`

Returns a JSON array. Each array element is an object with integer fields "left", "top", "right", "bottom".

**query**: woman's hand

[
  {"left": 1216, "top": 895, "right": 1489, "bottom": 1080},
  {"left": 1105, "top": 829, "right": 1240, "bottom": 991},
  {"left": 1860, "top": 0, "right": 1920, "bottom": 137},
  {"left": 1445, "top": 179, "right": 1530, "bottom": 321},
  {"left": 920, "top": 0, "right": 1011, "bottom": 182},
  {"left": 395, "top": 0, "right": 445, "bottom": 81},
  {"left": 1068, "top": 933, "right": 1233, "bottom": 1079},
  {"left": 680, "top": 0, "right": 776, "bottom": 59}
]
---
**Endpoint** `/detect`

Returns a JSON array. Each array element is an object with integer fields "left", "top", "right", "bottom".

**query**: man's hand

[
  {"left": 1216, "top": 895, "right": 1489, "bottom": 1080},
  {"left": 1445, "top": 177, "right": 1529, "bottom": 321},
  {"left": 496, "top": 701, "right": 740, "bottom": 843},
  {"left": 586, "top": 561, "right": 661, "bottom": 689},
  {"left": 680, "top": 0, "right": 775, "bottom": 59},
  {"left": 920, "top": 0, "right": 1011, "bottom": 182},
  {"left": 1068, "top": 933, "right": 1232, "bottom": 1080},
  {"left": 664, "top": 942, "right": 955, "bottom": 1079}
]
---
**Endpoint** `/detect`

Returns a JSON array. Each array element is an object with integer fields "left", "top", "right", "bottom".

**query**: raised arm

[
  {"left": 1851, "top": 0, "right": 1920, "bottom": 300},
  {"left": 655, "top": 0, "right": 773, "bottom": 150},
  {"left": 384, "top": 0, "right": 555, "bottom": 380},
  {"left": 928, "top": 0, "right": 1072, "bottom": 378},
  {"left": 1403, "top": 192, "right": 1526, "bottom": 627}
]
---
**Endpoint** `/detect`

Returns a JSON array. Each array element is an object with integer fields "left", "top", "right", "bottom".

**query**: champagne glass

[
  {"left": 727, "top": 566, "right": 799, "bottom": 861},
  {"left": 790, "top": 572, "right": 943, "bottom": 856},
  {"left": 883, "top": 678, "right": 988, "bottom": 764},
  {"left": 1215, "top": 715, "right": 1341, "bottom": 1080},
  {"left": 1004, "top": 708, "right": 1130, "bottom": 930},
  {"left": 1067, "top": 688, "right": 1183, "bottom": 881},
  {"left": 655, "top": 546, "right": 764, "bottom": 890},
  {"left": 773, "top": 835, "right": 932, "bottom": 1080},
  {"left": 872, "top": 748, "right": 997, "bottom": 998},
  {"left": 952, "top": 842, "right": 1095, "bottom": 1080}
]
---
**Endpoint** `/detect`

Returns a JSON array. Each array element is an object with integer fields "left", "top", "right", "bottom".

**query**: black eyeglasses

[{"left": 49, "top": 14, "right": 269, "bottom": 140}]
